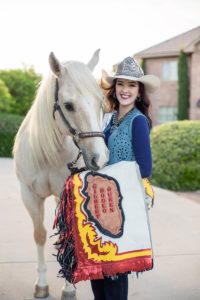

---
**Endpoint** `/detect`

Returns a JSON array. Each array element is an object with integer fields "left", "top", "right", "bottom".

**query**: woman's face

[{"left": 115, "top": 79, "right": 139, "bottom": 109}]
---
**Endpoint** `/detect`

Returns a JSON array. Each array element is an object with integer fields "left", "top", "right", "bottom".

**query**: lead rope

[{"left": 67, "top": 150, "right": 86, "bottom": 175}]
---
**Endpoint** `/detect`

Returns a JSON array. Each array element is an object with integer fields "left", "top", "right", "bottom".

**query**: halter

[
  {"left": 53, "top": 78, "right": 105, "bottom": 149},
  {"left": 53, "top": 78, "right": 105, "bottom": 173}
]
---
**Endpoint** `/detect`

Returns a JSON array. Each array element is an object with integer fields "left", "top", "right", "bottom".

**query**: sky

[{"left": 0, "top": 0, "right": 200, "bottom": 78}]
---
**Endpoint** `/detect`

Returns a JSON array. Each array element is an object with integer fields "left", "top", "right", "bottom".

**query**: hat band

[{"left": 115, "top": 71, "right": 142, "bottom": 78}]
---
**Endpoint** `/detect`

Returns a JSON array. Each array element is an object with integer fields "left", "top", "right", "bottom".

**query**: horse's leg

[
  {"left": 20, "top": 182, "right": 49, "bottom": 298},
  {"left": 54, "top": 197, "right": 77, "bottom": 300},
  {"left": 60, "top": 282, "right": 77, "bottom": 300}
]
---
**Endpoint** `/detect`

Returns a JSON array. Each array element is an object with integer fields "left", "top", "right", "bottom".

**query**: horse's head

[{"left": 49, "top": 50, "right": 109, "bottom": 170}]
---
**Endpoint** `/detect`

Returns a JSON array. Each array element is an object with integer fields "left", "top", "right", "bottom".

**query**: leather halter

[{"left": 53, "top": 78, "right": 105, "bottom": 149}]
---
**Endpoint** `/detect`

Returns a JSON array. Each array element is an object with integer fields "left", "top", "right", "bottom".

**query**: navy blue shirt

[{"left": 104, "top": 115, "right": 152, "bottom": 178}]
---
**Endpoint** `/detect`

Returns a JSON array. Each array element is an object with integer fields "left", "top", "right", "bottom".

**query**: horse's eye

[{"left": 64, "top": 102, "right": 75, "bottom": 112}]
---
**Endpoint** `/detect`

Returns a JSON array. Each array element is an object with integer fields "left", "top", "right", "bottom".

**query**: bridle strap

[
  {"left": 53, "top": 78, "right": 105, "bottom": 148},
  {"left": 79, "top": 132, "right": 106, "bottom": 138},
  {"left": 53, "top": 101, "right": 77, "bottom": 136}
]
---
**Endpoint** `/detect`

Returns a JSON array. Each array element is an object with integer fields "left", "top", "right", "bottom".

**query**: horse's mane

[{"left": 13, "top": 61, "right": 102, "bottom": 169}]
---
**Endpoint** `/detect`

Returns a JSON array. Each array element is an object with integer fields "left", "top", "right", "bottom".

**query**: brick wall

[
  {"left": 145, "top": 57, "right": 178, "bottom": 125},
  {"left": 190, "top": 42, "right": 200, "bottom": 120}
]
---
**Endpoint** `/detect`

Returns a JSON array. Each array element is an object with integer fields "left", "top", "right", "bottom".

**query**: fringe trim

[
  {"left": 73, "top": 258, "right": 153, "bottom": 283},
  {"left": 53, "top": 176, "right": 77, "bottom": 282}
]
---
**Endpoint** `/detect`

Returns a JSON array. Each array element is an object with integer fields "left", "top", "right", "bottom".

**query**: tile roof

[{"left": 135, "top": 26, "right": 200, "bottom": 58}]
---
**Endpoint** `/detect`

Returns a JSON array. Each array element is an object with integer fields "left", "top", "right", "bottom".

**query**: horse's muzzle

[{"left": 82, "top": 150, "right": 101, "bottom": 171}]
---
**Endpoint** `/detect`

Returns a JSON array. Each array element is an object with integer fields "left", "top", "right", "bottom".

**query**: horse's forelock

[{"left": 62, "top": 61, "right": 103, "bottom": 101}]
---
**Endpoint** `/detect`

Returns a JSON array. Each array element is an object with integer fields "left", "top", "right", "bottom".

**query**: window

[
  {"left": 158, "top": 107, "right": 177, "bottom": 124},
  {"left": 162, "top": 61, "right": 178, "bottom": 81}
]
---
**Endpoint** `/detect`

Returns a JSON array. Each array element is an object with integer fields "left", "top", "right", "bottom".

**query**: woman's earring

[{"left": 136, "top": 95, "right": 142, "bottom": 102}]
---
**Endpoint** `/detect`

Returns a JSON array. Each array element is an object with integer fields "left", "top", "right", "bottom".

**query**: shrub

[
  {"left": 151, "top": 120, "right": 200, "bottom": 191},
  {"left": 0, "top": 79, "right": 14, "bottom": 113},
  {"left": 0, "top": 67, "right": 41, "bottom": 115},
  {"left": 0, "top": 113, "right": 23, "bottom": 157}
]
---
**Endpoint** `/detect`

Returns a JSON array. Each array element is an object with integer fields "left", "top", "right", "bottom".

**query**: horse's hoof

[
  {"left": 61, "top": 290, "right": 77, "bottom": 300},
  {"left": 34, "top": 285, "right": 49, "bottom": 298}
]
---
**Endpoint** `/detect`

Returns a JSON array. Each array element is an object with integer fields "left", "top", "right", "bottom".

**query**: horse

[{"left": 13, "top": 49, "right": 109, "bottom": 300}]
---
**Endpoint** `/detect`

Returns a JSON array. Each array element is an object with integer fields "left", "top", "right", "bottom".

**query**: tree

[
  {"left": 0, "top": 79, "right": 14, "bottom": 113},
  {"left": 0, "top": 67, "right": 42, "bottom": 115},
  {"left": 178, "top": 50, "right": 189, "bottom": 120},
  {"left": 140, "top": 59, "right": 146, "bottom": 74}
]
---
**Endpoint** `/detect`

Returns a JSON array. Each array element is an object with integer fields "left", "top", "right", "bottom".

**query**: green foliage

[
  {"left": 0, "top": 79, "right": 14, "bottom": 113},
  {"left": 0, "top": 67, "right": 41, "bottom": 115},
  {"left": 0, "top": 113, "right": 23, "bottom": 157},
  {"left": 151, "top": 121, "right": 200, "bottom": 191},
  {"left": 178, "top": 50, "right": 189, "bottom": 120}
]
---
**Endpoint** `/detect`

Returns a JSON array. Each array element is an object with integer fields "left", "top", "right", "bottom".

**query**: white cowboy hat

[{"left": 102, "top": 57, "right": 160, "bottom": 93}]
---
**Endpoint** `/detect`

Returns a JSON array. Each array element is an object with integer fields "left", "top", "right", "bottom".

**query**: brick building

[{"left": 134, "top": 26, "right": 200, "bottom": 125}]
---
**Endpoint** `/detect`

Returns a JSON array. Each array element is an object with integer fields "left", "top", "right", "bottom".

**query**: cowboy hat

[{"left": 102, "top": 56, "right": 160, "bottom": 93}]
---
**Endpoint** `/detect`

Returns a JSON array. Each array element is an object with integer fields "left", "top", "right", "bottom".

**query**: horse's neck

[
  {"left": 29, "top": 80, "right": 67, "bottom": 168},
  {"left": 14, "top": 131, "right": 78, "bottom": 186},
  {"left": 14, "top": 78, "right": 70, "bottom": 171}
]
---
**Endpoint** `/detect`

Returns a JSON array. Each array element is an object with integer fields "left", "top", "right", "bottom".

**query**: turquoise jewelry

[{"left": 111, "top": 107, "right": 135, "bottom": 132}]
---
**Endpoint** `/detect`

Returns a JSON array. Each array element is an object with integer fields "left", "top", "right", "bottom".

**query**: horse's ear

[
  {"left": 49, "top": 52, "right": 64, "bottom": 77},
  {"left": 87, "top": 49, "right": 100, "bottom": 72}
]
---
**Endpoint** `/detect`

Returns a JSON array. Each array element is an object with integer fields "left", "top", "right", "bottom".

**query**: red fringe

[{"left": 73, "top": 257, "right": 153, "bottom": 283}]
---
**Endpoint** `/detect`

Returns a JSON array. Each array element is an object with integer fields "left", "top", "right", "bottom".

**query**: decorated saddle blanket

[{"left": 53, "top": 161, "right": 153, "bottom": 283}]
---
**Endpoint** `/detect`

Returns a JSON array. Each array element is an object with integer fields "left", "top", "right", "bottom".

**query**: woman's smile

[
  {"left": 120, "top": 93, "right": 131, "bottom": 99},
  {"left": 116, "top": 79, "right": 139, "bottom": 108}
]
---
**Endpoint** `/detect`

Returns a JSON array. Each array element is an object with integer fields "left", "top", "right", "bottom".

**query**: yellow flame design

[{"left": 142, "top": 178, "right": 154, "bottom": 201}]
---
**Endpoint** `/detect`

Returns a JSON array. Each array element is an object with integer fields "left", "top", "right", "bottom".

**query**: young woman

[{"left": 90, "top": 56, "right": 160, "bottom": 300}]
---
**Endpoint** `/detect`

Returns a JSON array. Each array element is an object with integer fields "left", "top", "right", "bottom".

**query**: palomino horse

[{"left": 13, "top": 50, "right": 108, "bottom": 300}]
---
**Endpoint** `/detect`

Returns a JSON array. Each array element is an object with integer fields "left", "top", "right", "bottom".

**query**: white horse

[{"left": 13, "top": 50, "right": 108, "bottom": 300}]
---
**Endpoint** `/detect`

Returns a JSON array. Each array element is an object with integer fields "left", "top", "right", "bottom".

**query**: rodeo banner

[{"left": 53, "top": 161, "right": 154, "bottom": 283}]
